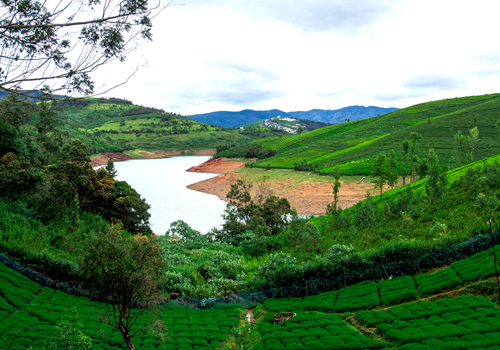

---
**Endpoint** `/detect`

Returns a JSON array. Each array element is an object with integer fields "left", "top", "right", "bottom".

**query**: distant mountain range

[
  {"left": 188, "top": 106, "right": 399, "bottom": 128},
  {"left": 0, "top": 89, "right": 66, "bottom": 102}
]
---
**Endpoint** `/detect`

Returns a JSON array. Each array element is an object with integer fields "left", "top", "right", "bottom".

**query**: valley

[{"left": 2, "top": 92, "right": 500, "bottom": 350}]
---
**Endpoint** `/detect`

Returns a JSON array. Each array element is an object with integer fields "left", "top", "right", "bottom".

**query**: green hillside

[
  {"left": 52, "top": 97, "right": 286, "bottom": 153},
  {"left": 219, "top": 93, "right": 500, "bottom": 174},
  {"left": 4, "top": 93, "right": 500, "bottom": 349}
]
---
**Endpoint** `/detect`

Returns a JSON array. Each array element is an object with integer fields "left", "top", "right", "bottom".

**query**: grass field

[{"left": 219, "top": 93, "right": 500, "bottom": 174}]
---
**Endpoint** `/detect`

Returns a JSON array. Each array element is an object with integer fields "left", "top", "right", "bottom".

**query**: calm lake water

[{"left": 112, "top": 156, "right": 227, "bottom": 235}]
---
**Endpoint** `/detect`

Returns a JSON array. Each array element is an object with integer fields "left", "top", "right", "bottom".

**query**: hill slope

[
  {"left": 188, "top": 106, "right": 399, "bottom": 127},
  {"left": 52, "top": 97, "right": 288, "bottom": 153},
  {"left": 219, "top": 93, "right": 500, "bottom": 174}
]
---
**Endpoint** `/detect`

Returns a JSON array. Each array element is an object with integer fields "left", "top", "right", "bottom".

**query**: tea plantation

[
  {"left": 218, "top": 93, "right": 500, "bottom": 174},
  {"left": 0, "top": 261, "right": 240, "bottom": 350},
  {"left": 3, "top": 242, "right": 500, "bottom": 349}
]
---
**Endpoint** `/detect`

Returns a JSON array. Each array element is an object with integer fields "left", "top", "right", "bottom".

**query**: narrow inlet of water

[{"left": 112, "top": 156, "right": 227, "bottom": 235}]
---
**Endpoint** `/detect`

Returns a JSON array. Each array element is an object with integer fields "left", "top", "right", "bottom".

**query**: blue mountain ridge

[{"left": 188, "top": 105, "right": 399, "bottom": 127}]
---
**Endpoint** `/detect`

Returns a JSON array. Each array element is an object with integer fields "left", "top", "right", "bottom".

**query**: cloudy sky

[{"left": 94, "top": 0, "right": 500, "bottom": 115}]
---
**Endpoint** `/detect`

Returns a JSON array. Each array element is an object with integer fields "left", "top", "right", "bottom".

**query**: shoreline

[
  {"left": 186, "top": 158, "right": 377, "bottom": 215},
  {"left": 91, "top": 149, "right": 216, "bottom": 167}
]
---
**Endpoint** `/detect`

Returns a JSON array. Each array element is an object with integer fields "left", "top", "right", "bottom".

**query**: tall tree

[
  {"left": 469, "top": 126, "right": 479, "bottom": 161},
  {"left": 80, "top": 226, "right": 166, "bottom": 350},
  {"left": 331, "top": 165, "right": 342, "bottom": 211},
  {"left": 387, "top": 149, "right": 398, "bottom": 189},
  {"left": 324, "top": 244, "right": 357, "bottom": 288},
  {"left": 402, "top": 139, "right": 409, "bottom": 186},
  {"left": 0, "top": 0, "right": 168, "bottom": 97},
  {"left": 453, "top": 131, "right": 468, "bottom": 167},
  {"left": 409, "top": 132, "right": 421, "bottom": 182},
  {"left": 105, "top": 159, "right": 118, "bottom": 178},
  {"left": 371, "top": 153, "right": 387, "bottom": 199}
]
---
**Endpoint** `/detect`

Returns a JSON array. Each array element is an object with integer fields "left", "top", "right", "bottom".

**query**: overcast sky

[{"left": 94, "top": 0, "right": 500, "bottom": 115}]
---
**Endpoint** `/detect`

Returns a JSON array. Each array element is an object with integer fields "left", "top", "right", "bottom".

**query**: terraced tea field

[
  {"left": 0, "top": 262, "right": 240, "bottom": 349},
  {"left": 2, "top": 243, "right": 500, "bottom": 349},
  {"left": 219, "top": 93, "right": 500, "bottom": 174}
]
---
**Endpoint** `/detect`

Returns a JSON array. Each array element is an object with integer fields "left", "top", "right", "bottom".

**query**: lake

[{"left": 112, "top": 156, "right": 227, "bottom": 235}]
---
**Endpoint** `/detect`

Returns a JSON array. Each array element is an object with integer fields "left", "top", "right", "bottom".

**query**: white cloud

[{"left": 93, "top": 0, "right": 500, "bottom": 115}]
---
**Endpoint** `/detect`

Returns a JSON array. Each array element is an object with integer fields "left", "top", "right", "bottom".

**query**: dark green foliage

[
  {"left": 414, "top": 269, "right": 461, "bottom": 296},
  {"left": 213, "top": 180, "right": 293, "bottom": 243},
  {"left": 108, "top": 180, "right": 152, "bottom": 234},
  {"left": 294, "top": 159, "right": 314, "bottom": 171},
  {"left": 379, "top": 276, "right": 418, "bottom": 306},
  {"left": 451, "top": 251, "right": 498, "bottom": 282}
]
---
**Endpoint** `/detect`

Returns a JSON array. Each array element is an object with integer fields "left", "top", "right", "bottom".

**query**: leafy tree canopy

[{"left": 0, "top": 0, "right": 166, "bottom": 97}]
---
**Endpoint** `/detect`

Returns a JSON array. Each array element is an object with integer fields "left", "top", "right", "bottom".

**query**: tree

[
  {"left": 0, "top": 0, "right": 167, "bottom": 97},
  {"left": 36, "top": 98, "right": 63, "bottom": 155},
  {"left": 387, "top": 149, "right": 398, "bottom": 189},
  {"left": 453, "top": 131, "right": 468, "bottom": 167},
  {"left": 402, "top": 139, "right": 409, "bottom": 186},
  {"left": 110, "top": 180, "right": 152, "bottom": 234},
  {"left": 215, "top": 180, "right": 293, "bottom": 242},
  {"left": 371, "top": 153, "right": 387, "bottom": 198},
  {"left": 80, "top": 225, "right": 166, "bottom": 350},
  {"left": 469, "top": 126, "right": 479, "bottom": 161},
  {"left": 409, "top": 132, "right": 421, "bottom": 182},
  {"left": 327, "top": 165, "right": 341, "bottom": 213},
  {"left": 426, "top": 159, "right": 446, "bottom": 205},
  {"left": 324, "top": 244, "right": 358, "bottom": 288},
  {"left": 416, "top": 157, "right": 428, "bottom": 180},
  {"left": 495, "top": 117, "right": 500, "bottom": 139},
  {"left": 105, "top": 158, "right": 118, "bottom": 178},
  {"left": 297, "top": 126, "right": 304, "bottom": 134}
]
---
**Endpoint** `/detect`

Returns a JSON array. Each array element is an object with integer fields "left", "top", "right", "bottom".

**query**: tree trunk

[
  {"left": 402, "top": 159, "right": 406, "bottom": 186},
  {"left": 343, "top": 266, "right": 346, "bottom": 288},
  {"left": 119, "top": 324, "right": 135, "bottom": 350},
  {"left": 410, "top": 157, "right": 413, "bottom": 183}
]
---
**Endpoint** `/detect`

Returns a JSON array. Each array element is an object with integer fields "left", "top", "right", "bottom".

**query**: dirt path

[{"left": 187, "top": 158, "right": 378, "bottom": 215}]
